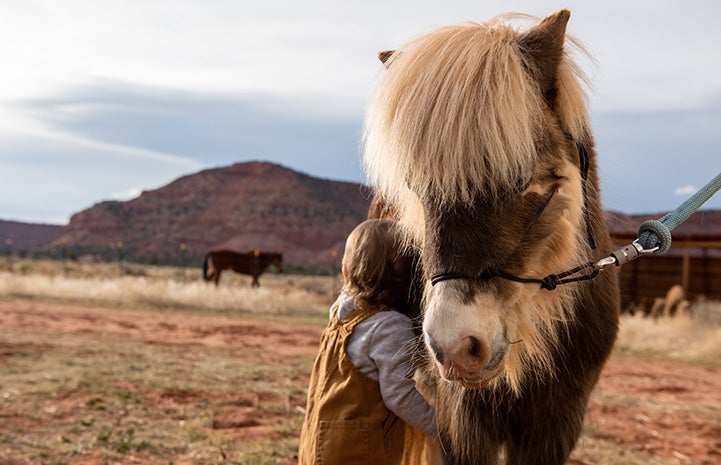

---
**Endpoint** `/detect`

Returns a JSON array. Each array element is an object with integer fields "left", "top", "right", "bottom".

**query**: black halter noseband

[
  {"left": 431, "top": 262, "right": 600, "bottom": 291},
  {"left": 430, "top": 134, "right": 600, "bottom": 292}
]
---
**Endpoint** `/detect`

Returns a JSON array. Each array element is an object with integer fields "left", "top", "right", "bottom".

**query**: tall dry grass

[
  {"left": 616, "top": 299, "right": 721, "bottom": 365},
  {"left": 2, "top": 258, "right": 719, "bottom": 363},
  {"left": 0, "top": 259, "right": 339, "bottom": 324}
]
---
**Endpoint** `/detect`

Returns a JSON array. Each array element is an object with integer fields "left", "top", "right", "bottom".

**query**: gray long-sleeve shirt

[{"left": 333, "top": 291, "right": 437, "bottom": 437}]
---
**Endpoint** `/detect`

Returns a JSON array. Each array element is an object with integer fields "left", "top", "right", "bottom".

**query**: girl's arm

[{"left": 368, "top": 312, "right": 437, "bottom": 437}]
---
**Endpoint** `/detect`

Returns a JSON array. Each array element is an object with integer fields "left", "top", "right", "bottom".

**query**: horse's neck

[{"left": 257, "top": 255, "right": 275, "bottom": 270}]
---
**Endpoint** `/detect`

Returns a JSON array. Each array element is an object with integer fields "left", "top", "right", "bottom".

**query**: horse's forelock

[
  {"left": 363, "top": 15, "right": 591, "bottom": 212},
  {"left": 364, "top": 21, "right": 541, "bottom": 207}
]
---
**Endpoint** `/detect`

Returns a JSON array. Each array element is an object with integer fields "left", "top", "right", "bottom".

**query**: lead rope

[
  {"left": 596, "top": 171, "right": 721, "bottom": 270},
  {"left": 431, "top": 169, "right": 721, "bottom": 290}
]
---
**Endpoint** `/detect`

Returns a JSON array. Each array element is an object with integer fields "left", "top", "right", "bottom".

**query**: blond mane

[{"left": 363, "top": 15, "right": 591, "bottom": 212}]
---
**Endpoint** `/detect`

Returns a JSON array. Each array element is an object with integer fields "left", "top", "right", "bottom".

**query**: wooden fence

[{"left": 611, "top": 233, "right": 721, "bottom": 310}]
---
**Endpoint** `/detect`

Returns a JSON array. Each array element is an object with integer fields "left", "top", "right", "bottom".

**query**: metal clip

[
  {"left": 594, "top": 256, "right": 617, "bottom": 270},
  {"left": 632, "top": 239, "right": 659, "bottom": 255},
  {"left": 595, "top": 240, "right": 658, "bottom": 270}
]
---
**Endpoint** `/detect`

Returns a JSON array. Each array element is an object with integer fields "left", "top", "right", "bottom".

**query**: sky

[{"left": 0, "top": 0, "right": 720, "bottom": 225}]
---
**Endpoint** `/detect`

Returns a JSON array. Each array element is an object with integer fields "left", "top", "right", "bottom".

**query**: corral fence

[{"left": 611, "top": 232, "right": 721, "bottom": 312}]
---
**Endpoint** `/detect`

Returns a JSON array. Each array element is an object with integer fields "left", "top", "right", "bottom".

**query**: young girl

[{"left": 298, "top": 219, "right": 436, "bottom": 465}]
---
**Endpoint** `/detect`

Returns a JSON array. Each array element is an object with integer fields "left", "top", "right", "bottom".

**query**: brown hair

[{"left": 342, "top": 219, "right": 414, "bottom": 311}]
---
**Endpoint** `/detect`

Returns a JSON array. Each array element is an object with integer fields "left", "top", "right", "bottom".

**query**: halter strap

[
  {"left": 430, "top": 273, "right": 468, "bottom": 286},
  {"left": 431, "top": 262, "right": 599, "bottom": 291},
  {"left": 430, "top": 135, "right": 600, "bottom": 291}
]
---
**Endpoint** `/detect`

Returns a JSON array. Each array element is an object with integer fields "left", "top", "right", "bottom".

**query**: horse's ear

[
  {"left": 378, "top": 50, "right": 395, "bottom": 68},
  {"left": 517, "top": 9, "right": 570, "bottom": 103}
]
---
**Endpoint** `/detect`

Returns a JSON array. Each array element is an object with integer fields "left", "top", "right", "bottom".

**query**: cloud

[
  {"left": 110, "top": 187, "right": 143, "bottom": 201},
  {"left": 19, "top": 80, "right": 365, "bottom": 183},
  {"left": 8, "top": 77, "right": 721, "bottom": 225},
  {"left": 593, "top": 105, "right": 721, "bottom": 214},
  {"left": 0, "top": 129, "right": 203, "bottom": 224},
  {"left": 0, "top": 79, "right": 367, "bottom": 224},
  {"left": 674, "top": 185, "right": 698, "bottom": 197}
]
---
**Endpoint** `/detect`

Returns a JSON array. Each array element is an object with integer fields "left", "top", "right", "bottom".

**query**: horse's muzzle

[
  {"left": 425, "top": 332, "right": 507, "bottom": 386},
  {"left": 423, "top": 284, "right": 510, "bottom": 386}
]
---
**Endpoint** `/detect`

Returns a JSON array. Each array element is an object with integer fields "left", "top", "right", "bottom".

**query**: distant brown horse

[
  {"left": 364, "top": 10, "right": 619, "bottom": 464},
  {"left": 202, "top": 250, "right": 283, "bottom": 287}
]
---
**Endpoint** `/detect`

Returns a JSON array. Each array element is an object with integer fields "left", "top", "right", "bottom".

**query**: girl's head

[{"left": 342, "top": 219, "right": 415, "bottom": 310}]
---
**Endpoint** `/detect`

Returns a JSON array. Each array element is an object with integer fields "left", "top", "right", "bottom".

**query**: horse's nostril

[
  {"left": 448, "top": 336, "right": 490, "bottom": 377},
  {"left": 466, "top": 336, "right": 481, "bottom": 358},
  {"left": 427, "top": 336, "right": 445, "bottom": 365}
]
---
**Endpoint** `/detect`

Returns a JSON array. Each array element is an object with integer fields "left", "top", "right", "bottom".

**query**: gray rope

[{"left": 636, "top": 171, "right": 721, "bottom": 254}]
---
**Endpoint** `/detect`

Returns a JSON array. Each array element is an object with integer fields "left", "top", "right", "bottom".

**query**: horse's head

[
  {"left": 271, "top": 253, "right": 283, "bottom": 273},
  {"left": 364, "top": 10, "right": 601, "bottom": 392}
]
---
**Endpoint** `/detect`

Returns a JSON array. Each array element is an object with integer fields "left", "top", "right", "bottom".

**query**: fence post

[{"left": 681, "top": 248, "right": 691, "bottom": 295}]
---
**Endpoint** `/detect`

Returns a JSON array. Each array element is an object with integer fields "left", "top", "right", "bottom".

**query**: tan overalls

[{"left": 298, "top": 304, "right": 407, "bottom": 465}]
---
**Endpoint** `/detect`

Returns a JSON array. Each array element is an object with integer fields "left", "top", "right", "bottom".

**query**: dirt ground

[{"left": 1, "top": 299, "right": 720, "bottom": 464}]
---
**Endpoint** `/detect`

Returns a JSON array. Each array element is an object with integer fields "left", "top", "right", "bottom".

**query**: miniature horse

[
  {"left": 202, "top": 250, "right": 283, "bottom": 287},
  {"left": 363, "top": 10, "right": 619, "bottom": 465}
]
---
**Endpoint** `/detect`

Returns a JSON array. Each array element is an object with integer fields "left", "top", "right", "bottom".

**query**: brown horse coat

[{"left": 202, "top": 250, "right": 282, "bottom": 287}]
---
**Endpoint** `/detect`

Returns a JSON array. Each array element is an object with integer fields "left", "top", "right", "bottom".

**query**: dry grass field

[{"left": 0, "top": 259, "right": 720, "bottom": 464}]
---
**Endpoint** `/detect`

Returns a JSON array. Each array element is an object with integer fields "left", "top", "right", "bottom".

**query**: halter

[{"left": 430, "top": 134, "right": 600, "bottom": 291}]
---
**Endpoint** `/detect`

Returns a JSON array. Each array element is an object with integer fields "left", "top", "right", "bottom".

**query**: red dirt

[
  {"left": 0, "top": 299, "right": 719, "bottom": 464},
  {"left": 579, "top": 357, "right": 721, "bottom": 464}
]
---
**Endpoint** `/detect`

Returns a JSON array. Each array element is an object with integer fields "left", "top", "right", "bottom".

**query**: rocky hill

[
  {"left": 0, "top": 220, "right": 62, "bottom": 251},
  {"left": 5, "top": 161, "right": 721, "bottom": 273},
  {"left": 55, "top": 162, "right": 374, "bottom": 271}
]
